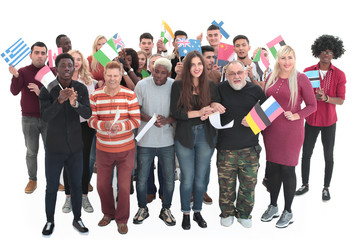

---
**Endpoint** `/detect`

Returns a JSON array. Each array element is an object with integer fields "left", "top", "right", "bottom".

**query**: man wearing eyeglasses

[
  {"left": 211, "top": 61, "right": 266, "bottom": 228},
  {"left": 295, "top": 35, "right": 346, "bottom": 201}
]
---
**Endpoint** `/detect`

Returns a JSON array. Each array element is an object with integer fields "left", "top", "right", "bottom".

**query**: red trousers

[{"left": 96, "top": 148, "right": 135, "bottom": 224}]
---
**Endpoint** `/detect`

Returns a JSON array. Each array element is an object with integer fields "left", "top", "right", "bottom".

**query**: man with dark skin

[
  {"left": 39, "top": 53, "right": 91, "bottom": 236},
  {"left": 56, "top": 34, "right": 72, "bottom": 53}
]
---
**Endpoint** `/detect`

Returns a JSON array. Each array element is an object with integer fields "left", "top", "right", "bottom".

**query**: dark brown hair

[{"left": 178, "top": 51, "right": 211, "bottom": 111}]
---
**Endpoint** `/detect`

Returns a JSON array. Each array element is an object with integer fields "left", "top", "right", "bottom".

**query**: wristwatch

[
  {"left": 128, "top": 68, "right": 134, "bottom": 73},
  {"left": 123, "top": 71, "right": 128, "bottom": 76}
]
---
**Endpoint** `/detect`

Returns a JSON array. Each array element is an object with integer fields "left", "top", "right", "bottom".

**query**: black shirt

[
  {"left": 39, "top": 79, "right": 92, "bottom": 154},
  {"left": 214, "top": 81, "right": 266, "bottom": 150}
]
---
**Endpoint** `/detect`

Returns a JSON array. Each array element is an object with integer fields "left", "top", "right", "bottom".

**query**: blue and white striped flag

[{"left": 1, "top": 38, "right": 31, "bottom": 67}]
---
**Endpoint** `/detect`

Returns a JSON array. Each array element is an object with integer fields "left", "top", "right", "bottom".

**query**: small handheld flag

[
  {"left": 48, "top": 47, "right": 63, "bottom": 68},
  {"left": 266, "top": 35, "right": 286, "bottom": 59},
  {"left": 253, "top": 48, "right": 270, "bottom": 78},
  {"left": 218, "top": 42, "right": 235, "bottom": 61},
  {"left": 35, "top": 65, "right": 58, "bottom": 92},
  {"left": 93, "top": 38, "right": 119, "bottom": 67},
  {"left": 211, "top": 20, "right": 230, "bottom": 39},
  {"left": 112, "top": 33, "right": 125, "bottom": 50},
  {"left": 245, "top": 96, "right": 284, "bottom": 135},
  {"left": 177, "top": 38, "right": 201, "bottom": 57},
  {"left": 305, "top": 70, "right": 320, "bottom": 88},
  {"left": 161, "top": 20, "right": 175, "bottom": 44},
  {"left": 1, "top": 38, "right": 31, "bottom": 67}
]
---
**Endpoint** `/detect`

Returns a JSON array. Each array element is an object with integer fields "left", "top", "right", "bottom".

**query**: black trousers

[
  {"left": 64, "top": 122, "right": 95, "bottom": 195},
  {"left": 301, "top": 123, "right": 336, "bottom": 188}
]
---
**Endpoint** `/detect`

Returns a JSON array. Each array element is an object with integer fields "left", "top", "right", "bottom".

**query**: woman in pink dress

[{"left": 260, "top": 46, "right": 317, "bottom": 228}]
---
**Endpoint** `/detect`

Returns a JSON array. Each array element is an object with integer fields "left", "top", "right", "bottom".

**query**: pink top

[
  {"left": 263, "top": 72, "right": 317, "bottom": 166},
  {"left": 304, "top": 63, "right": 346, "bottom": 127}
]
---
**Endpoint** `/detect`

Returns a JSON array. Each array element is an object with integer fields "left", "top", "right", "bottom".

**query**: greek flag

[{"left": 1, "top": 38, "right": 31, "bottom": 67}]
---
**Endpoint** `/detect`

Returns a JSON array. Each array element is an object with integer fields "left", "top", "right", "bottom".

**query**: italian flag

[
  {"left": 93, "top": 38, "right": 119, "bottom": 67},
  {"left": 266, "top": 35, "right": 286, "bottom": 59},
  {"left": 161, "top": 20, "right": 175, "bottom": 44}
]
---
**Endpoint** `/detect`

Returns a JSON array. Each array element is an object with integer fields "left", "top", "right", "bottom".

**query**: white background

[{"left": 0, "top": 0, "right": 352, "bottom": 239}]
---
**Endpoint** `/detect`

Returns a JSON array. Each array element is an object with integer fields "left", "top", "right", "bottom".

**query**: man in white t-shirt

[{"left": 133, "top": 58, "right": 176, "bottom": 227}]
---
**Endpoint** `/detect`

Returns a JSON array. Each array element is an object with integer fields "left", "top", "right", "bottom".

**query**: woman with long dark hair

[{"left": 170, "top": 50, "right": 217, "bottom": 230}]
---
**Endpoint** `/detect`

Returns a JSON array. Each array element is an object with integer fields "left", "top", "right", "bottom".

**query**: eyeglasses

[
  {"left": 321, "top": 51, "right": 334, "bottom": 56},
  {"left": 226, "top": 71, "right": 244, "bottom": 78}
]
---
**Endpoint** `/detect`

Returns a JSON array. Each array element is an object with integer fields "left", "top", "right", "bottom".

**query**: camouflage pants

[{"left": 217, "top": 145, "right": 261, "bottom": 219}]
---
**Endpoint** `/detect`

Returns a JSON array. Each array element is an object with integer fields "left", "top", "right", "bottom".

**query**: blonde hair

[
  {"left": 137, "top": 50, "right": 148, "bottom": 71},
  {"left": 265, "top": 45, "right": 298, "bottom": 109},
  {"left": 90, "top": 35, "right": 107, "bottom": 72},
  {"left": 68, "top": 49, "right": 94, "bottom": 86}
]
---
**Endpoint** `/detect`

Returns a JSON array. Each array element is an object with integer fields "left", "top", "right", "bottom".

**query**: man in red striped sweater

[{"left": 88, "top": 61, "right": 140, "bottom": 235}]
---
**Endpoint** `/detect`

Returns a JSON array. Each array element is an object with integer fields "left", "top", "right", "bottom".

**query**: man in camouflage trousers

[{"left": 211, "top": 61, "right": 266, "bottom": 228}]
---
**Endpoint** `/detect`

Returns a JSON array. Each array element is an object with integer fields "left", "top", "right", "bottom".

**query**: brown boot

[{"left": 25, "top": 180, "right": 37, "bottom": 194}]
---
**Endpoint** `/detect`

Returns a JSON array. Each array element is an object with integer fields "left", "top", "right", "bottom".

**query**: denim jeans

[
  {"left": 22, "top": 116, "right": 47, "bottom": 181},
  {"left": 175, "top": 124, "right": 215, "bottom": 213},
  {"left": 136, "top": 145, "right": 175, "bottom": 209}
]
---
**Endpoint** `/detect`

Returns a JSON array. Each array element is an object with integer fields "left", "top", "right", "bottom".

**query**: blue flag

[
  {"left": 305, "top": 70, "right": 320, "bottom": 88},
  {"left": 177, "top": 38, "right": 201, "bottom": 57},
  {"left": 1, "top": 38, "right": 31, "bottom": 67}
]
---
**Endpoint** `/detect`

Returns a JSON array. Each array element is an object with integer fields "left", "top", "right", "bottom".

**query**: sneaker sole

[
  {"left": 276, "top": 219, "right": 294, "bottom": 228},
  {"left": 203, "top": 201, "right": 213, "bottom": 205},
  {"left": 159, "top": 215, "right": 176, "bottom": 226},
  {"left": 133, "top": 214, "right": 149, "bottom": 224},
  {"left": 261, "top": 213, "right": 280, "bottom": 222}
]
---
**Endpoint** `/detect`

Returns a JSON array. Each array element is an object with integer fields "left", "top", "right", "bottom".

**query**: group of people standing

[{"left": 9, "top": 26, "right": 346, "bottom": 236}]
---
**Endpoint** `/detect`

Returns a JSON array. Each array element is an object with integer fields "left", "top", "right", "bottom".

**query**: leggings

[{"left": 268, "top": 161, "right": 296, "bottom": 213}]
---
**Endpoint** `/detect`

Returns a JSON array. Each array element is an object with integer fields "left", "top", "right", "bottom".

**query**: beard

[{"left": 229, "top": 79, "right": 245, "bottom": 91}]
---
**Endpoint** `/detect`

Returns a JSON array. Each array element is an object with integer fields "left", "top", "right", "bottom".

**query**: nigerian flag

[
  {"left": 93, "top": 38, "right": 119, "bottom": 67},
  {"left": 161, "top": 20, "right": 175, "bottom": 44}
]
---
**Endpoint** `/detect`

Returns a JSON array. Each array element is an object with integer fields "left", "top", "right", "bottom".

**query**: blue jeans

[
  {"left": 175, "top": 124, "right": 215, "bottom": 213},
  {"left": 136, "top": 145, "right": 175, "bottom": 209}
]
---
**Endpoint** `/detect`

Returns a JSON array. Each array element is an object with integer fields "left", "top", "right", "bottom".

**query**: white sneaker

[
  {"left": 62, "top": 196, "right": 72, "bottom": 213},
  {"left": 82, "top": 195, "right": 94, "bottom": 213},
  {"left": 237, "top": 218, "right": 252, "bottom": 228},
  {"left": 220, "top": 216, "right": 234, "bottom": 227}
]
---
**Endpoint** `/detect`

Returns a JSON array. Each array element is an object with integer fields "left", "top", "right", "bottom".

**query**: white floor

[{"left": 2, "top": 121, "right": 352, "bottom": 240}]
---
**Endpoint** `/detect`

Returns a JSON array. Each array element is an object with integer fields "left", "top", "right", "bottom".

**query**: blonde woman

[
  {"left": 61, "top": 50, "right": 97, "bottom": 214},
  {"left": 87, "top": 35, "right": 107, "bottom": 87},
  {"left": 260, "top": 45, "right": 316, "bottom": 228},
  {"left": 137, "top": 50, "right": 150, "bottom": 78}
]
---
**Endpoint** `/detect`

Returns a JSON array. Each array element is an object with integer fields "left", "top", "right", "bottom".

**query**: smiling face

[
  {"left": 190, "top": 56, "right": 204, "bottom": 80},
  {"left": 71, "top": 52, "right": 82, "bottom": 72},
  {"left": 104, "top": 68, "right": 122, "bottom": 91},
  {"left": 278, "top": 51, "right": 296, "bottom": 74},
  {"left": 206, "top": 29, "right": 222, "bottom": 48},
  {"left": 226, "top": 62, "right": 246, "bottom": 90},
  {"left": 138, "top": 53, "right": 147, "bottom": 69}
]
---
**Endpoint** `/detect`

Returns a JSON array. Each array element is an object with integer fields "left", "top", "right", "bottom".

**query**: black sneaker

[
  {"left": 73, "top": 219, "right": 89, "bottom": 233},
  {"left": 159, "top": 208, "right": 176, "bottom": 226},
  {"left": 295, "top": 185, "right": 309, "bottom": 196},
  {"left": 42, "top": 222, "right": 54, "bottom": 236},
  {"left": 133, "top": 207, "right": 149, "bottom": 224},
  {"left": 322, "top": 188, "right": 331, "bottom": 201},
  {"left": 193, "top": 212, "right": 207, "bottom": 228}
]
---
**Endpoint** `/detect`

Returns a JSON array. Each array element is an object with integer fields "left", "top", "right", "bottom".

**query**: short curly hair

[{"left": 311, "top": 34, "right": 345, "bottom": 59}]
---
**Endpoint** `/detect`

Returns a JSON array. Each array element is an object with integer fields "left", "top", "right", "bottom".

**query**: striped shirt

[{"left": 88, "top": 86, "right": 141, "bottom": 153}]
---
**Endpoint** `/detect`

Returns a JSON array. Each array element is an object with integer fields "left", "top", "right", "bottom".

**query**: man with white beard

[{"left": 211, "top": 61, "right": 266, "bottom": 228}]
